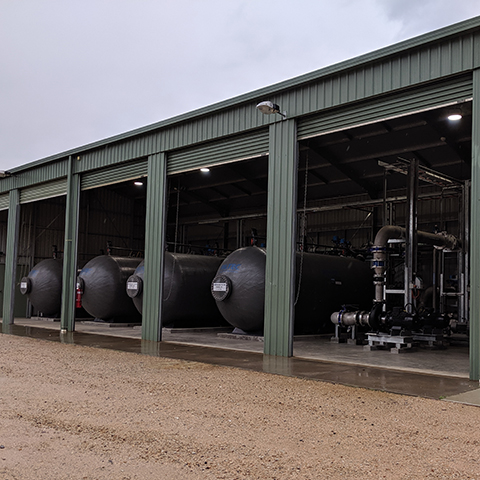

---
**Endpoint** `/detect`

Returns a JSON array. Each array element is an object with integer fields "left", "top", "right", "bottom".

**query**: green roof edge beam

[
  {"left": 142, "top": 152, "right": 167, "bottom": 342},
  {"left": 264, "top": 119, "right": 298, "bottom": 357}
]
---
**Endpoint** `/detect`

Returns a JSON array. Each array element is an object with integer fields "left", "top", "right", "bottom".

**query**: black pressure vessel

[
  {"left": 211, "top": 246, "right": 373, "bottom": 333},
  {"left": 78, "top": 255, "right": 142, "bottom": 321},
  {"left": 20, "top": 259, "right": 63, "bottom": 316},
  {"left": 126, "top": 252, "right": 226, "bottom": 327}
]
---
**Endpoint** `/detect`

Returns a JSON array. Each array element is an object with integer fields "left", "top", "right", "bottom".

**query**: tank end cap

[{"left": 211, "top": 275, "right": 232, "bottom": 301}]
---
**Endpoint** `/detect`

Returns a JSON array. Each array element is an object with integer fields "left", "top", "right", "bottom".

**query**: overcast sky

[{"left": 2, "top": 0, "right": 480, "bottom": 171}]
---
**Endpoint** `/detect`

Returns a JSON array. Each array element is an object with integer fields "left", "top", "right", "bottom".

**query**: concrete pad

[{"left": 445, "top": 388, "right": 480, "bottom": 407}]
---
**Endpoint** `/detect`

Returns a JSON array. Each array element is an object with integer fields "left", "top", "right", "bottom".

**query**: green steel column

[
  {"left": 470, "top": 69, "right": 480, "bottom": 380},
  {"left": 142, "top": 152, "right": 167, "bottom": 341},
  {"left": 2, "top": 189, "right": 20, "bottom": 333},
  {"left": 60, "top": 157, "right": 80, "bottom": 332},
  {"left": 264, "top": 119, "right": 298, "bottom": 357}
]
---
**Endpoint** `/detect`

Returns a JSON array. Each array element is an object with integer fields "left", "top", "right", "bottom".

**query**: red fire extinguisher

[{"left": 75, "top": 280, "right": 83, "bottom": 309}]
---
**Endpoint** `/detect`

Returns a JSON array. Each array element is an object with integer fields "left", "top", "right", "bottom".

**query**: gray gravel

[{"left": 0, "top": 334, "right": 479, "bottom": 479}]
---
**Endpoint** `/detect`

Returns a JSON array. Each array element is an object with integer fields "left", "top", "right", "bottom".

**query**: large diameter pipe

[{"left": 371, "top": 225, "right": 458, "bottom": 303}]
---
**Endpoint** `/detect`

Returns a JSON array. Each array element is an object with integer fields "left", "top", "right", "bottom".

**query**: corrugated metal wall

[
  {"left": 78, "top": 188, "right": 145, "bottom": 263},
  {"left": 0, "top": 161, "right": 68, "bottom": 194},
  {"left": 297, "top": 76, "right": 473, "bottom": 140},
  {"left": 0, "top": 210, "right": 7, "bottom": 256},
  {"left": 19, "top": 178, "right": 67, "bottom": 204},
  {"left": 167, "top": 129, "right": 269, "bottom": 174},
  {"left": 80, "top": 159, "right": 148, "bottom": 190},
  {"left": 273, "top": 32, "right": 479, "bottom": 122},
  {"left": 0, "top": 194, "right": 9, "bottom": 211}
]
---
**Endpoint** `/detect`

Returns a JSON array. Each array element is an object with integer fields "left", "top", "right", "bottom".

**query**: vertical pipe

[
  {"left": 457, "top": 183, "right": 466, "bottom": 324},
  {"left": 81, "top": 190, "right": 90, "bottom": 263},
  {"left": 236, "top": 219, "right": 243, "bottom": 248},
  {"left": 142, "top": 152, "right": 167, "bottom": 342},
  {"left": 2, "top": 189, "right": 20, "bottom": 333},
  {"left": 405, "top": 158, "right": 419, "bottom": 314},
  {"left": 130, "top": 198, "right": 136, "bottom": 250},
  {"left": 439, "top": 252, "right": 445, "bottom": 314},
  {"left": 264, "top": 119, "right": 298, "bottom": 357},
  {"left": 470, "top": 69, "right": 480, "bottom": 380},
  {"left": 432, "top": 248, "right": 438, "bottom": 312},
  {"left": 464, "top": 180, "right": 470, "bottom": 326},
  {"left": 223, "top": 221, "right": 229, "bottom": 252},
  {"left": 383, "top": 170, "right": 388, "bottom": 227},
  {"left": 60, "top": 156, "right": 80, "bottom": 332}
]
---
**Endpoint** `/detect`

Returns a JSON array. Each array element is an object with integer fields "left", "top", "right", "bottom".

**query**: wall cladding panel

[{"left": 0, "top": 161, "right": 69, "bottom": 194}]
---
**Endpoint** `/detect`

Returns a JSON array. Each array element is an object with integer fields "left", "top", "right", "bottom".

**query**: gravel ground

[{"left": 1, "top": 334, "right": 480, "bottom": 480}]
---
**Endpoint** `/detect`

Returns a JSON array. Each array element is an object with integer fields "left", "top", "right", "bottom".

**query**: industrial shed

[{"left": 2, "top": 17, "right": 480, "bottom": 379}]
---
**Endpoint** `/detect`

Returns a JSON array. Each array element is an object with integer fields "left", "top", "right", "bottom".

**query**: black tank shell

[
  {"left": 127, "top": 253, "right": 226, "bottom": 327},
  {"left": 20, "top": 259, "right": 63, "bottom": 316},
  {"left": 211, "top": 246, "right": 266, "bottom": 332},
  {"left": 78, "top": 255, "right": 142, "bottom": 321},
  {"left": 211, "top": 246, "right": 373, "bottom": 333}
]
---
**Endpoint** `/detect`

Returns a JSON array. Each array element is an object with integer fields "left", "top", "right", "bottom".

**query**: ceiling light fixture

[
  {"left": 447, "top": 107, "right": 462, "bottom": 121},
  {"left": 134, "top": 181, "right": 143, "bottom": 186},
  {"left": 256, "top": 101, "right": 286, "bottom": 119},
  {"left": 200, "top": 168, "right": 210, "bottom": 173}
]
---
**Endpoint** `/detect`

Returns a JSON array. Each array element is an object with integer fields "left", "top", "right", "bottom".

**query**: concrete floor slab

[{"left": 2, "top": 318, "right": 479, "bottom": 403}]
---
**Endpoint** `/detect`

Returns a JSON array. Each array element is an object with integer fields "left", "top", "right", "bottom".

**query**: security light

[{"left": 256, "top": 101, "right": 286, "bottom": 118}]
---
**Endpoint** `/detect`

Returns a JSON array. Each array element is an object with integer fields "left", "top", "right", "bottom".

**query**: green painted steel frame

[
  {"left": 0, "top": 17, "right": 479, "bottom": 375},
  {"left": 470, "top": 69, "right": 480, "bottom": 381},
  {"left": 264, "top": 119, "right": 298, "bottom": 356},
  {"left": 2, "top": 189, "right": 20, "bottom": 333},
  {"left": 60, "top": 157, "right": 80, "bottom": 332},
  {"left": 142, "top": 153, "right": 168, "bottom": 341}
]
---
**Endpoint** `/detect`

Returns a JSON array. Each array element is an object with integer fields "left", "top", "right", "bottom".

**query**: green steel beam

[
  {"left": 142, "top": 152, "right": 167, "bottom": 341},
  {"left": 60, "top": 157, "right": 80, "bottom": 332},
  {"left": 2, "top": 189, "right": 20, "bottom": 333},
  {"left": 264, "top": 119, "right": 298, "bottom": 357},
  {"left": 470, "top": 69, "right": 480, "bottom": 381}
]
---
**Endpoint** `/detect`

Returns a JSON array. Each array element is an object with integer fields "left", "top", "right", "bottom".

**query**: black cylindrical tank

[
  {"left": 211, "top": 246, "right": 373, "bottom": 333},
  {"left": 126, "top": 252, "right": 226, "bottom": 327},
  {"left": 78, "top": 255, "right": 142, "bottom": 321},
  {"left": 20, "top": 259, "right": 63, "bottom": 316}
]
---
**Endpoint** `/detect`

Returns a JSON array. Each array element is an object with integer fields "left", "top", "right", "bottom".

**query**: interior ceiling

[
  {"left": 108, "top": 102, "right": 472, "bottom": 222},
  {"left": 302, "top": 102, "right": 472, "bottom": 202}
]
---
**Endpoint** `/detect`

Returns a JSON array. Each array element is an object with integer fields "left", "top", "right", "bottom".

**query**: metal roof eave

[{"left": 8, "top": 15, "right": 480, "bottom": 176}]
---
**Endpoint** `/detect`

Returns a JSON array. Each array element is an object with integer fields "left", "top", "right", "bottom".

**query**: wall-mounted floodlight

[
  {"left": 256, "top": 101, "right": 286, "bottom": 119},
  {"left": 447, "top": 107, "right": 462, "bottom": 121}
]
